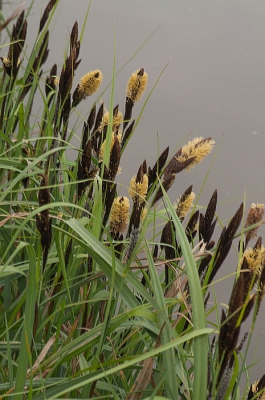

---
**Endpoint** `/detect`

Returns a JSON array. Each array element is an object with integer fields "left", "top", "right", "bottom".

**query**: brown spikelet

[
  {"left": 109, "top": 136, "right": 121, "bottom": 180},
  {"left": 185, "top": 210, "right": 199, "bottom": 242},
  {"left": 77, "top": 139, "right": 93, "bottom": 199},
  {"left": 148, "top": 146, "right": 169, "bottom": 189},
  {"left": 72, "top": 70, "right": 103, "bottom": 107},
  {"left": 39, "top": 0, "right": 58, "bottom": 33},
  {"left": 36, "top": 174, "right": 52, "bottom": 270},
  {"left": 103, "top": 184, "right": 117, "bottom": 228},
  {"left": 209, "top": 203, "right": 243, "bottom": 284},
  {"left": 218, "top": 273, "right": 245, "bottom": 384},
  {"left": 121, "top": 120, "right": 135, "bottom": 150},
  {"left": 2, "top": 11, "right": 27, "bottom": 77},
  {"left": 92, "top": 103, "right": 104, "bottom": 153},
  {"left": 152, "top": 172, "right": 176, "bottom": 206},
  {"left": 245, "top": 203, "right": 265, "bottom": 246},
  {"left": 163, "top": 152, "right": 196, "bottom": 181}
]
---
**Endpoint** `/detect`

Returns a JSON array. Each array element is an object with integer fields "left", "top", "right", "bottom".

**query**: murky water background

[{"left": 3, "top": 0, "right": 265, "bottom": 388}]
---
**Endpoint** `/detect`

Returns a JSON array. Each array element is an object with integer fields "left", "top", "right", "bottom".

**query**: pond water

[{"left": 3, "top": 0, "right": 265, "bottom": 389}]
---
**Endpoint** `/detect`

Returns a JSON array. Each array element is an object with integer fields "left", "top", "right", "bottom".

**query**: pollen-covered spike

[
  {"left": 110, "top": 196, "right": 130, "bottom": 236},
  {"left": 128, "top": 169, "right": 148, "bottom": 205},
  {"left": 126, "top": 68, "right": 148, "bottom": 103},
  {"left": 72, "top": 70, "right": 103, "bottom": 107},
  {"left": 174, "top": 137, "right": 215, "bottom": 172},
  {"left": 175, "top": 185, "right": 195, "bottom": 220}
]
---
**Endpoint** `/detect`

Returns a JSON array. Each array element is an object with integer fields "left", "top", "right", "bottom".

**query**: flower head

[
  {"left": 72, "top": 69, "right": 103, "bottom": 106},
  {"left": 176, "top": 137, "right": 215, "bottom": 171},
  {"left": 126, "top": 68, "right": 148, "bottom": 103},
  {"left": 110, "top": 196, "right": 130, "bottom": 235},
  {"left": 128, "top": 173, "right": 148, "bottom": 204},
  {"left": 175, "top": 191, "right": 195, "bottom": 219}
]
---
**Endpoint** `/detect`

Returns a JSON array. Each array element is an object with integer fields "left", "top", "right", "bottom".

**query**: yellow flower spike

[
  {"left": 110, "top": 196, "right": 130, "bottom": 235},
  {"left": 72, "top": 69, "right": 103, "bottom": 106},
  {"left": 175, "top": 191, "right": 195, "bottom": 219},
  {"left": 242, "top": 246, "right": 265, "bottom": 274},
  {"left": 128, "top": 173, "right": 148, "bottom": 204},
  {"left": 176, "top": 137, "right": 215, "bottom": 171},
  {"left": 126, "top": 68, "right": 148, "bottom": 103}
]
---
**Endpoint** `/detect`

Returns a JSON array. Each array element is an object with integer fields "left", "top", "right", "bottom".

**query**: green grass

[{"left": 0, "top": 1, "right": 265, "bottom": 399}]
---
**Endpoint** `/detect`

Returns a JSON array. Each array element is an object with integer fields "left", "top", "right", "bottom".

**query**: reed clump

[{"left": 0, "top": 2, "right": 264, "bottom": 399}]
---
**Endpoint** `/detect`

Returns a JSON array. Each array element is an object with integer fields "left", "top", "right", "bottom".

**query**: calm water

[{"left": 4, "top": 0, "right": 265, "bottom": 386}]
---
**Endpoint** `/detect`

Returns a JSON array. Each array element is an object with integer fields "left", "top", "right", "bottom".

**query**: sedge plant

[{"left": 0, "top": 2, "right": 265, "bottom": 399}]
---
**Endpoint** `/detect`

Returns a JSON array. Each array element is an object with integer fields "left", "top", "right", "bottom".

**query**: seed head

[
  {"left": 72, "top": 69, "right": 103, "bottom": 106},
  {"left": 110, "top": 196, "right": 130, "bottom": 235},
  {"left": 176, "top": 137, "right": 215, "bottom": 171},
  {"left": 126, "top": 68, "right": 148, "bottom": 103},
  {"left": 128, "top": 173, "right": 148, "bottom": 204}
]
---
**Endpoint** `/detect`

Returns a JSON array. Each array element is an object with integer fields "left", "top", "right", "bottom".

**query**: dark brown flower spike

[
  {"left": 81, "top": 105, "right": 96, "bottom": 150},
  {"left": 208, "top": 203, "right": 243, "bottom": 284},
  {"left": 185, "top": 210, "right": 199, "bottom": 242},
  {"left": 92, "top": 103, "right": 104, "bottom": 153},
  {"left": 148, "top": 146, "right": 169, "bottom": 189},
  {"left": 121, "top": 120, "right": 135, "bottom": 150},
  {"left": 199, "top": 190, "right": 218, "bottom": 248},
  {"left": 218, "top": 273, "right": 245, "bottom": 384},
  {"left": 108, "top": 136, "right": 121, "bottom": 181},
  {"left": 77, "top": 139, "right": 94, "bottom": 200},
  {"left": 39, "top": 0, "right": 58, "bottom": 33},
  {"left": 152, "top": 172, "right": 176, "bottom": 206},
  {"left": 1, "top": 11, "right": 27, "bottom": 77},
  {"left": 36, "top": 174, "right": 52, "bottom": 270}
]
